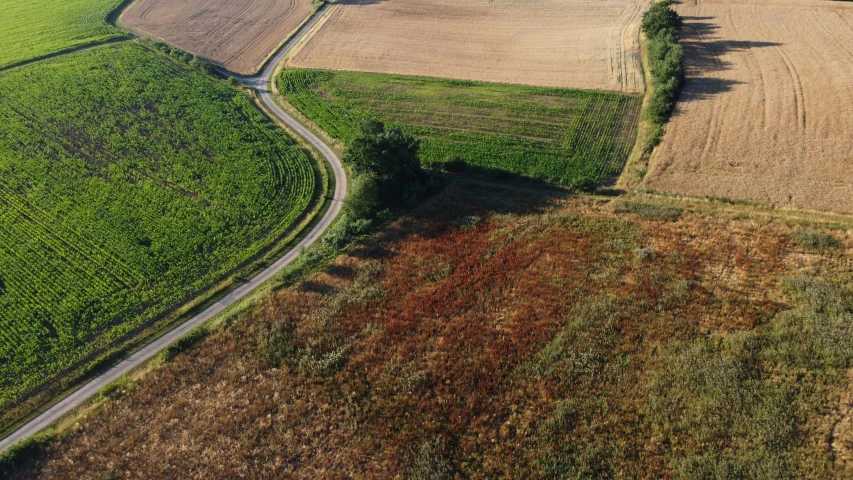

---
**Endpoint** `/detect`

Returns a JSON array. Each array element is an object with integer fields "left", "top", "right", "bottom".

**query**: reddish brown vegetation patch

[{"left": 13, "top": 180, "right": 852, "bottom": 478}]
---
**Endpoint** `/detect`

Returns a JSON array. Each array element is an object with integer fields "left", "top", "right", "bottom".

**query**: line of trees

[{"left": 642, "top": 0, "right": 684, "bottom": 126}]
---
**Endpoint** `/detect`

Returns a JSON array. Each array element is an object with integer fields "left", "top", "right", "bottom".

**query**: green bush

[
  {"left": 442, "top": 155, "right": 468, "bottom": 173},
  {"left": 642, "top": 1, "right": 684, "bottom": 125},
  {"left": 614, "top": 201, "right": 683, "bottom": 221},
  {"left": 406, "top": 437, "right": 455, "bottom": 480},
  {"left": 161, "top": 326, "right": 209, "bottom": 362},
  {"left": 322, "top": 216, "right": 373, "bottom": 250},
  {"left": 344, "top": 175, "right": 382, "bottom": 220},
  {"left": 0, "top": 430, "right": 53, "bottom": 476},
  {"left": 256, "top": 318, "right": 297, "bottom": 367},
  {"left": 790, "top": 230, "right": 842, "bottom": 251}
]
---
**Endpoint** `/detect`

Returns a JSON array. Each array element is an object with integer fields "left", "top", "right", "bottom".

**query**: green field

[
  {"left": 0, "top": 43, "right": 316, "bottom": 407},
  {"left": 0, "top": 0, "right": 126, "bottom": 70},
  {"left": 278, "top": 69, "right": 642, "bottom": 186}
]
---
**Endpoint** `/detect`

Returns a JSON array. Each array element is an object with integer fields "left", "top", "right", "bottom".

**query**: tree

[
  {"left": 343, "top": 174, "right": 381, "bottom": 220},
  {"left": 343, "top": 121, "right": 427, "bottom": 209}
]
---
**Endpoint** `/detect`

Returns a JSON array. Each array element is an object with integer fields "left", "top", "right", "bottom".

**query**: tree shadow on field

[
  {"left": 346, "top": 176, "right": 569, "bottom": 262},
  {"left": 677, "top": 16, "right": 782, "bottom": 102},
  {"left": 325, "top": 264, "right": 355, "bottom": 280},
  {"left": 300, "top": 280, "right": 338, "bottom": 295}
]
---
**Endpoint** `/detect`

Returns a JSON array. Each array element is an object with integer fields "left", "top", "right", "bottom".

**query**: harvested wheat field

[
  {"left": 644, "top": 0, "right": 853, "bottom": 213},
  {"left": 121, "top": 0, "right": 316, "bottom": 75},
  {"left": 288, "top": 0, "right": 646, "bottom": 92}
]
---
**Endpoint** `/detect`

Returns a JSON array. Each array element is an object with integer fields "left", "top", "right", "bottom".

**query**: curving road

[{"left": 0, "top": 3, "right": 343, "bottom": 454}]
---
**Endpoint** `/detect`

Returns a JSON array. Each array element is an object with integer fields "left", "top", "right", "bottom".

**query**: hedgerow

[{"left": 642, "top": 0, "right": 685, "bottom": 129}]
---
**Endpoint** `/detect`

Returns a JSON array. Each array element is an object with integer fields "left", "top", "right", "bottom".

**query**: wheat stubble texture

[
  {"left": 644, "top": 0, "right": 853, "bottom": 213},
  {"left": 121, "top": 0, "right": 315, "bottom": 75},
  {"left": 288, "top": 0, "right": 646, "bottom": 92}
]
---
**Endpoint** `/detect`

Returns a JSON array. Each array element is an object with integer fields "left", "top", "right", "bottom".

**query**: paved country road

[{"left": 0, "top": 3, "right": 343, "bottom": 454}]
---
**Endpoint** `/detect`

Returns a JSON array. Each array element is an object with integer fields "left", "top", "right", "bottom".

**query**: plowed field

[
  {"left": 288, "top": 0, "right": 646, "bottom": 92},
  {"left": 121, "top": 0, "right": 316, "bottom": 75},
  {"left": 644, "top": 0, "right": 853, "bottom": 213}
]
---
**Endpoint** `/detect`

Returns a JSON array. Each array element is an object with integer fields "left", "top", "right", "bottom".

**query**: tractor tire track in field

[{"left": 0, "top": 3, "right": 344, "bottom": 455}]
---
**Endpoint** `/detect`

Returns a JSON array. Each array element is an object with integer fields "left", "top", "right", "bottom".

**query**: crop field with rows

[
  {"left": 0, "top": 43, "right": 316, "bottom": 409},
  {"left": 278, "top": 69, "right": 642, "bottom": 186},
  {"left": 0, "top": 0, "right": 126, "bottom": 70}
]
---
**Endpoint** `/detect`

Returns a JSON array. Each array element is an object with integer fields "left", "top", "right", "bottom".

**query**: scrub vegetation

[
  {"left": 13, "top": 179, "right": 853, "bottom": 478},
  {"left": 641, "top": 0, "right": 684, "bottom": 142}
]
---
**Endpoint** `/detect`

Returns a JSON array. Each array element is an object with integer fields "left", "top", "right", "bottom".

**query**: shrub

[
  {"left": 345, "top": 175, "right": 382, "bottom": 220},
  {"left": 298, "top": 345, "right": 349, "bottom": 377},
  {"left": 0, "top": 430, "right": 53, "bottom": 476},
  {"left": 405, "top": 436, "right": 455, "bottom": 480},
  {"left": 641, "top": 0, "right": 682, "bottom": 38},
  {"left": 256, "top": 318, "right": 296, "bottom": 367},
  {"left": 569, "top": 173, "right": 598, "bottom": 193},
  {"left": 790, "top": 230, "right": 842, "bottom": 251},
  {"left": 613, "top": 201, "right": 683, "bottom": 221},
  {"left": 442, "top": 155, "right": 468, "bottom": 173},
  {"left": 633, "top": 246, "right": 656, "bottom": 262},
  {"left": 161, "top": 326, "right": 209, "bottom": 362},
  {"left": 769, "top": 277, "right": 853, "bottom": 369},
  {"left": 642, "top": 1, "right": 684, "bottom": 126},
  {"left": 451, "top": 215, "right": 482, "bottom": 231},
  {"left": 322, "top": 216, "right": 373, "bottom": 250}
]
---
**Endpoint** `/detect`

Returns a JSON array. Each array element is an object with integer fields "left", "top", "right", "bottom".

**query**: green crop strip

[
  {"left": 0, "top": 43, "right": 316, "bottom": 408},
  {"left": 278, "top": 69, "right": 642, "bottom": 188},
  {"left": 0, "top": 0, "right": 127, "bottom": 70}
]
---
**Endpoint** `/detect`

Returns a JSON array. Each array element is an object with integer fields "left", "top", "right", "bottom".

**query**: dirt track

[
  {"left": 644, "top": 0, "right": 853, "bottom": 213},
  {"left": 121, "top": 0, "right": 316, "bottom": 75},
  {"left": 288, "top": 0, "right": 646, "bottom": 92}
]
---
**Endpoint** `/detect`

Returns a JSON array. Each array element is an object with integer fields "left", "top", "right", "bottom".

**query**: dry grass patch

[
  {"left": 121, "top": 0, "right": 317, "bottom": 75},
  {"left": 288, "top": 0, "right": 647, "bottom": 92},
  {"left": 11, "top": 179, "right": 853, "bottom": 478},
  {"left": 644, "top": 0, "right": 853, "bottom": 214}
]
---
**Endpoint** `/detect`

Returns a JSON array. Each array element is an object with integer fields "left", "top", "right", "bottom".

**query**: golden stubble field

[
  {"left": 121, "top": 0, "right": 316, "bottom": 75},
  {"left": 644, "top": 0, "right": 853, "bottom": 213},
  {"left": 288, "top": 0, "right": 647, "bottom": 92}
]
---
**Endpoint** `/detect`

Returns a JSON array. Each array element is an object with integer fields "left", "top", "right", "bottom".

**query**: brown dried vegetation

[{"left": 11, "top": 180, "right": 853, "bottom": 478}]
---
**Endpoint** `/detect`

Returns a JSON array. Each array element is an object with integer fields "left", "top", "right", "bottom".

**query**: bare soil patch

[
  {"left": 121, "top": 0, "right": 316, "bottom": 75},
  {"left": 644, "top": 0, "right": 853, "bottom": 213},
  {"left": 288, "top": 0, "right": 647, "bottom": 92}
]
